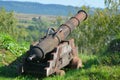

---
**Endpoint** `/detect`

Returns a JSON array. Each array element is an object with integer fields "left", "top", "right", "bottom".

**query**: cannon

[{"left": 19, "top": 10, "right": 87, "bottom": 76}]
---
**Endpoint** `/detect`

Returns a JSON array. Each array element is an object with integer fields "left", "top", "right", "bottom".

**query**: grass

[
  {"left": 0, "top": 33, "right": 120, "bottom": 80},
  {"left": 0, "top": 51, "right": 120, "bottom": 80}
]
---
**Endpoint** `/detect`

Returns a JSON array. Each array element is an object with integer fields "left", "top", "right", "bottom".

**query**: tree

[
  {"left": 104, "top": 0, "right": 120, "bottom": 13},
  {"left": 0, "top": 8, "right": 18, "bottom": 38},
  {"left": 70, "top": 5, "right": 120, "bottom": 54},
  {"left": 56, "top": 16, "right": 63, "bottom": 26}
]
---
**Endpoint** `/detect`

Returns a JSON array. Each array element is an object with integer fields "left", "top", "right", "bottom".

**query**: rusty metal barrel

[{"left": 28, "top": 10, "right": 87, "bottom": 61}]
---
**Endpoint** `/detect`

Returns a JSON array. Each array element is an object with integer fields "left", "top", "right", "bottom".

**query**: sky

[{"left": 3, "top": 0, "right": 105, "bottom": 8}]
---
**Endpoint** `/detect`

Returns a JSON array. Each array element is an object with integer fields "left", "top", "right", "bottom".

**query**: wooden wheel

[
  {"left": 55, "top": 70, "right": 65, "bottom": 76},
  {"left": 70, "top": 57, "right": 82, "bottom": 69}
]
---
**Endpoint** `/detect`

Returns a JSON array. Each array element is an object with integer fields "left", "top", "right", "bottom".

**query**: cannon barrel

[{"left": 28, "top": 10, "right": 87, "bottom": 61}]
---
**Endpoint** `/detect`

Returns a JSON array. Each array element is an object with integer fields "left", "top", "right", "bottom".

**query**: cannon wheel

[
  {"left": 70, "top": 57, "right": 82, "bottom": 69},
  {"left": 55, "top": 70, "right": 65, "bottom": 76}
]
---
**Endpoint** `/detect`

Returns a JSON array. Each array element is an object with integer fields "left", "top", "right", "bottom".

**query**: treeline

[
  {"left": 17, "top": 17, "right": 46, "bottom": 42},
  {"left": 0, "top": 0, "right": 120, "bottom": 55},
  {"left": 17, "top": 15, "right": 64, "bottom": 42},
  {"left": 0, "top": 8, "right": 32, "bottom": 41},
  {"left": 0, "top": 7, "right": 63, "bottom": 42},
  {"left": 0, "top": 8, "right": 18, "bottom": 38},
  {"left": 71, "top": 0, "right": 120, "bottom": 54}
]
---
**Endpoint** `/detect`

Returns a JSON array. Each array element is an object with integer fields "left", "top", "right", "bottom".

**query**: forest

[{"left": 0, "top": 0, "right": 120, "bottom": 80}]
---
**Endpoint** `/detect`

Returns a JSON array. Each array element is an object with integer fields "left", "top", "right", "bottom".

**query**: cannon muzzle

[{"left": 28, "top": 10, "right": 87, "bottom": 61}]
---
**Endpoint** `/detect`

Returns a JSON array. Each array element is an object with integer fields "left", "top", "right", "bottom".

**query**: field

[
  {"left": 0, "top": 4, "right": 120, "bottom": 80},
  {"left": 0, "top": 49, "right": 120, "bottom": 80},
  {"left": 0, "top": 32, "right": 120, "bottom": 80},
  {"left": 15, "top": 13, "right": 66, "bottom": 27}
]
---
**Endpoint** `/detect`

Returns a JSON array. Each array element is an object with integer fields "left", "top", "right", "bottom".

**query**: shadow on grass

[
  {"left": 83, "top": 58, "right": 99, "bottom": 69},
  {"left": 0, "top": 54, "right": 46, "bottom": 79},
  {"left": 0, "top": 54, "right": 25, "bottom": 78}
]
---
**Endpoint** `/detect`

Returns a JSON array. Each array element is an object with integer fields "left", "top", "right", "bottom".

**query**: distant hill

[{"left": 0, "top": 1, "right": 79, "bottom": 16}]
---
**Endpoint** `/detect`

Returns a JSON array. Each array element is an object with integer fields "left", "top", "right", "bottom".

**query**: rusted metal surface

[
  {"left": 28, "top": 10, "right": 87, "bottom": 60},
  {"left": 19, "top": 10, "right": 87, "bottom": 76},
  {"left": 20, "top": 39, "right": 82, "bottom": 76}
]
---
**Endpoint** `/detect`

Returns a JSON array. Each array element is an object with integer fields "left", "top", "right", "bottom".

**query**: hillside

[
  {"left": 0, "top": 1, "right": 77, "bottom": 16},
  {"left": 0, "top": 1, "right": 120, "bottom": 80}
]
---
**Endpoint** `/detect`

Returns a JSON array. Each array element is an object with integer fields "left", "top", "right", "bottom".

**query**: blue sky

[{"left": 3, "top": 0, "right": 105, "bottom": 8}]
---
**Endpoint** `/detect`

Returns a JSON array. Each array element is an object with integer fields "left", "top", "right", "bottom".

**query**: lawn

[{"left": 0, "top": 52, "right": 120, "bottom": 80}]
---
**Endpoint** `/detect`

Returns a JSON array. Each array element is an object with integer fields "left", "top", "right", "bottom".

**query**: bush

[
  {"left": 0, "top": 33, "right": 28, "bottom": 56},
  {"left": 0, "top": 8, "right": 18, "bottom": 38},
  {"left": 98, "top": 39, "right": 120, "bottom": 65},
  {"left": 98, "top": 52, "right": 120, "bottom": 65}
]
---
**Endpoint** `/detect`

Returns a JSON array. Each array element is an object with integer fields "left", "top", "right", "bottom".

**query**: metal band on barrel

[
  {"left": 70, "top": 17, "right": 80, "bottom": 26},
  {"left": 78, "top": 10, "right": 88, "bottom": 21},
  {"left": 61, "top": 24, "right": 72, "bottom": 35},
  {"left": 54, "top": 34, "right": 61, "bottom": 43}
]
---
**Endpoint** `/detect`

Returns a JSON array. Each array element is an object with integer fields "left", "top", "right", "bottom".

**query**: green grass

[
  {"left": 0, "top": 33, "right": 120, "bottom": 80},
  {"left": 0, "top": 52, "right": 120, "bottom": 80}
]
